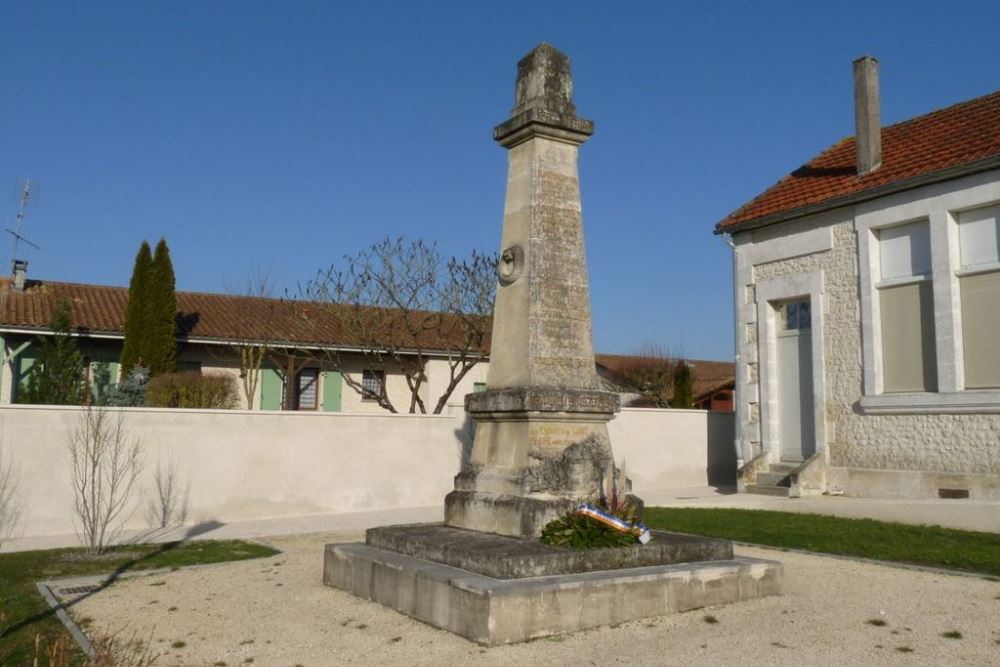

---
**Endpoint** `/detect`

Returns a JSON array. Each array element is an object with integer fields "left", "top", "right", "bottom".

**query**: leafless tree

[
  {"left": 0, "top": 443, "right": 21, "bottom": 545},
  {"left": 223, "top": 265, "right": 283, "bottom": 408},
  {"left": 145, "top": 456, "right": 188, "bottom": 529},
  {"left": 68, "top": 407, "right": 144, "bottom": 554},
  {"left": 305, "top": 237, "right": 495, "bottom": 414},
  {"left": 614, "top": 343, "right": 682, "bottom": 408}
]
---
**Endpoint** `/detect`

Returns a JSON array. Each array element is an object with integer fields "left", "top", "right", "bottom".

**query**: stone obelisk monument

[
  {"left": 445, "top": 43, "right": 625, "bottom": 538},
  {"left": 323, "top": 45, "right": 781, "bottom": 646}
]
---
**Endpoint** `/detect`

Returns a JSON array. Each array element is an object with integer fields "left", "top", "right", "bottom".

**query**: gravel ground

[{"left": 71, "top": 531, "right": 1000, "bottom": 666}]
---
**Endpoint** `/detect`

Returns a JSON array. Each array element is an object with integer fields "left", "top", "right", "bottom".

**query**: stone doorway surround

[{"left": 756, "top": 270, "right": 829, "bottom": 466}]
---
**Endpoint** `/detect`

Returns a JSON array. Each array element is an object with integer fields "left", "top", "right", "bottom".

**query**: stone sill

[{"left": 859, "top": 391, "right": 1000, "bottom": 414}]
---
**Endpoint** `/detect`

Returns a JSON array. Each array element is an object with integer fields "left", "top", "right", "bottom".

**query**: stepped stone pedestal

[{"left": 323, "top": 43, "right": 782, "bottom": 645}]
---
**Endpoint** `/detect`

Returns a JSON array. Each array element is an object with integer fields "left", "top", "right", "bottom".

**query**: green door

[
  {"left": 260, "top": 367, "right": 284, "bottom": 410},
  {"left": 322, "top": 370, "right": 342, "bottom": 412}
]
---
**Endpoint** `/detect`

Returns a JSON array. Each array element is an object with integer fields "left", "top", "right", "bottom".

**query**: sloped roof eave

[
  {"left": 715, "top": 154, "right": 1000, "bottom": 236},
  {"left": 0, "top": 324, "right": 487, "bottom": 359}
]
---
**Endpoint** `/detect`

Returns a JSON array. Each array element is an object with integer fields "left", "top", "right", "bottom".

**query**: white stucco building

[{"left": 718, "top": 57, "right": 1000, "bottom": 499}]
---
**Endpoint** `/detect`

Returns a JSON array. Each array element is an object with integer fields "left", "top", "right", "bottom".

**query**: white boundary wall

[{"left": 0, "top": 405, "right": 734, "bottom": 539}]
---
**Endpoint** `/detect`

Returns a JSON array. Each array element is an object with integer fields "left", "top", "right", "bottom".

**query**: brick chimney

[{"left": 853, "top": 55, "right": 882, "bottom": 175}]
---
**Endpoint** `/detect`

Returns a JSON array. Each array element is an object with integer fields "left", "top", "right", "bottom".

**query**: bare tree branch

[
  {"left": 145, "top": 456, "right": 189, "bottom": 529},
  {"left": 614, "top": 344, "right": 682, "bottom": 409},
  {"left": 68, "top": 407, "right": 144, "bottom": 554},
  {"left": 304, "top": 238, "right": 495, "bottom": 414},
  {"left": 221, "top": 264, "right": 284, "bottom": 408},
  {"left": 0, "top": 443, "right": 21, "bottom": 546}
]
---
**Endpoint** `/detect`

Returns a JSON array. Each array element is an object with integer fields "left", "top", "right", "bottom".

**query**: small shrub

[
  {"left": 867, "top": 618, "right": 888, "bottom": 627},
  {"left": 145, "top": 372, "right": 237, "bottom": 409},
  {"left": 105, "top": 366, "right": 150, "bottom": 407},
  {"left": 941, "top": 630, "right": 962, "bottom": 639},
  {"left": 703, "top": 614, "right": 719, "bottom": 624},
  {"left": 540, "top": 512, "right": 638, "bottom": 549},
  {"left": 539, "top": 472, "right": 644, "bottom": 550},
  {"left": 896, "top": 646, "right": 914, "bottom": 653}
]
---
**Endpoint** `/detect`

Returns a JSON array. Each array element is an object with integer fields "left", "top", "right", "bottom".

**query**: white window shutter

[
  {"left": 958, "top": 205, "right": 1000, "bottom": 269},
  {"left": 879, "top": 222, "right": 931, "bottom": 280}
]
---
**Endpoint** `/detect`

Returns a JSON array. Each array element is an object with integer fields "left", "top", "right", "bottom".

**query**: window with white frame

[
  {"left": 957, "top": 204, "right": 1000, "bottom": 389},
  {"left": 877, "top": 221, "right": 937, "bottom": 393}
]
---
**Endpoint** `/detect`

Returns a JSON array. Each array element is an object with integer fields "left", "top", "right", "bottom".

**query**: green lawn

[
  {"left": 0, "top": 539, "right": 279, "bottom": 665},
  {"left": 644, "top": 507, "right": 1000, "bottom": 577}
]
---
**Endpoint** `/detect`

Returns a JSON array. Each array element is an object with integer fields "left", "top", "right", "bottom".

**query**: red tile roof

[
  {"left": 0, "top": 278, "right": 490, "bottom": 354},
  {"left": 594, "top": 353, "right": 734, "bottom": 403},
  {"left": 717, "top": 89, "right": 1000, "bottom": 232}
]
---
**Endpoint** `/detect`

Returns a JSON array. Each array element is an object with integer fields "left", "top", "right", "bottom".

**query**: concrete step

[
  {"left": 769, "top": 463, "right": 799, "bottom": 474},
  {"left": 756, "top": 472, "right": 791, "bottom": 487},
  {"left": 744, "top": 484, "right": 790, "bottom": 497}
]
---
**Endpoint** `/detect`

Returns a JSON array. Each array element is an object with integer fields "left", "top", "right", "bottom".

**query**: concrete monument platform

[
  {"left": 323, "top": 527, "right": 782, "bottom": 645},
  {"left": 366, "top": 523, "right": 733, "bottom": 578}
]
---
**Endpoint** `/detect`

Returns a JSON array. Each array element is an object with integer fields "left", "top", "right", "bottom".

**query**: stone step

[
  {"left": 769, "top": 463, "right": 799, "bottom": 474},
  {"left": 756, "top": 472, "right": 791, "bottom": 487},
  {"left": 745, "top": 484, "right": 790, "bottom": 497}
]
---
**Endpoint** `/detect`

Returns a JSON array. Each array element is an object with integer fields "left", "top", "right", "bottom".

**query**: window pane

[
  {"left": 781, "top": 300, "right": 811, "bottom": 331},
  {"left": 958, "top": 206, "right": 1000, "bottom": 268},
  {"left": 362, "top": 370, "right": 384, "bottom": 400},
  {"left": 961, "top": 270, "right": 1000, "bottom": 388},
  {"left": 298, "top": 368, "right": 318, "bottom": 409},
  {"left": 879, "top": 222, "right": 931, "bottom": 280},
  {"left": 880, "top": 281, "right": 937, "bottom": 392}
]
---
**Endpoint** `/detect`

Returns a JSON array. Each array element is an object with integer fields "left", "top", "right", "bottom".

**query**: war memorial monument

[{"left": 324, "top": 44, "right": 782, "bottom": 645}]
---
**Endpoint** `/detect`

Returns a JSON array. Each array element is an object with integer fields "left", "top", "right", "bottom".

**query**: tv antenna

[{"left": 8, "top": 179, "right": 40, "bottom": 265}]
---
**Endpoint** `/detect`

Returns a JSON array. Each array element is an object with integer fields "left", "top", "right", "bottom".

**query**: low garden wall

[{"left": 0, "top": 404, "right": 734, "bottom": 539}]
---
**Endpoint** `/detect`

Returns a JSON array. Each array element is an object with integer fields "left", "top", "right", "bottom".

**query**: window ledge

[{"left": 860, "top": 391, "right": 1000, "bottom": 414}]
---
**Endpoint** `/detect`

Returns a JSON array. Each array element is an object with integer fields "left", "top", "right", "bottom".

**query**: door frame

[
  {"left": 775, "top": 301, "right": 815, "bottom": 462},
  {"left": 756, "top": 271, "right": 828, "bottom": 464}
]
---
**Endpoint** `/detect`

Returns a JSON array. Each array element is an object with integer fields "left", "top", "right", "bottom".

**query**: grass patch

[
  {"left": 644, "top": 508, "right": 1000, "bottom": 576},
  {"left": 171, "top": 640, "right": 187, "bottom": 649},
  {"left": 896, "top": 646, "right": 914, "bottom": 653},
  {"left": 867, "top": 618, "right": 888, "bottom": 627},
  {"left": 0, "top": 539, "right": 278, "bottom": 665},
  {"left": 941, "top": 630, "right": 963, "bottom": 639}
]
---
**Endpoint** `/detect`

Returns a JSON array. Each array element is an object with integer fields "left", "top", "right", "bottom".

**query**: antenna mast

[{"left": 7, "top": 179, "right": 40, "bottom": 289}]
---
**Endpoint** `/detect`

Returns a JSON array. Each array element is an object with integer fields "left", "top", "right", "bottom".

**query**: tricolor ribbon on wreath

[{"left": 576, "top": 503, "right": 652, "bottom": 545}]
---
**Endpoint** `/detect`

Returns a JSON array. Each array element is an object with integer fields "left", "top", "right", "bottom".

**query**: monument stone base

[{"left": 323, "top": 524, "right": 782, "bottom": 645}]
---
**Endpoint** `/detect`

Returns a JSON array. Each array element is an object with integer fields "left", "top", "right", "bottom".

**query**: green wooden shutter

[
  {"left": 14, "top": 349, "right": 37, "bottom": 401},
  {"left": 322, "top": 370, "right": 342, "bottom": 412},
  {"left": 260, "top": 367, "right": 283, "bottom": 410},
  {"left": 90, "top": 360, "right": 119, "bottom": 404}
]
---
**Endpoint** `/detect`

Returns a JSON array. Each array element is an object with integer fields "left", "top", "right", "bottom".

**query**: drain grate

[{"left": 57, "top": 585, "right": 100, "bottom": 596}]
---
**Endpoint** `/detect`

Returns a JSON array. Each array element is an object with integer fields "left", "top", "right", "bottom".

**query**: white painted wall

[
  {"left": 609, "top": 408, "right": 736, "bottom": 490},
  {"left": 0, "top": 404, "right": 732, "bottom": 540}
]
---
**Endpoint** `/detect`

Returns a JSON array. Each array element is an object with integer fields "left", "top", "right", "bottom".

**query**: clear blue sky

[{"left": 3, "top": 1, "right": 1000, "bottom": 360}]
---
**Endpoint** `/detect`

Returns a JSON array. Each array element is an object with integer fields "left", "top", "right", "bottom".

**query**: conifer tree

[
  {"left": 18, "top": 299, "right": 85, "bottom": 405},
  {"left": 671, "top": 360, "right": 694, "bottom": 409},
  {"left": 146, "top": 238, "right": 178, "bottom": 375},
  {"left": 120, "top": 241, "right": 153, "bottom": 373}
]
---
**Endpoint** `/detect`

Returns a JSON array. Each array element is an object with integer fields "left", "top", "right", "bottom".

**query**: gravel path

[{"left": 72, "top": 531, "right": 1000, "bottom": 666}]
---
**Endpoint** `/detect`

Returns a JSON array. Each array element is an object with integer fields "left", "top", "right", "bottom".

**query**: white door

[{"left": 777, "top": 300, "right": 815, "bottom": 462}]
